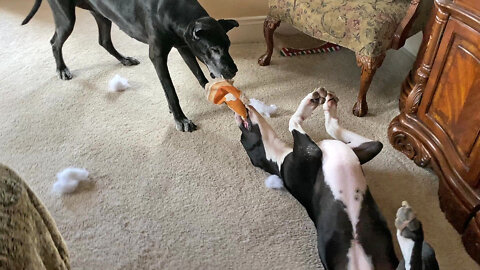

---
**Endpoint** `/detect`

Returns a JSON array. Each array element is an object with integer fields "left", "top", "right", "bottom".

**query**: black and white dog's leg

[
  {"left": 395, "top": 202, "right": 439, "bottom": 270},
  {"left": 323, "top": 92, "right": 382, "bottom": 164},
  {"left": 149, "top": 42, "right": 197, "bottom": 132},
  {"left": 48, "top": 0, "right": 76, "bottom": 80},
  {"left": 177, "top": 46, "right": 208, "bottom": 88},
  {"left": 241, "top": 106, "right": 292, "bottom": 173},
  {"left": 322, "top": 91, "right": 369, "bottom": 145},
  {"left": 90, "top": 11, "right": 140, "bottom": 66},
  {"left": 284, "top": 90, "right": 323, "bottom": 216},
  {"left": 289, "top": 88, "right": 325, "bottom": 134}
]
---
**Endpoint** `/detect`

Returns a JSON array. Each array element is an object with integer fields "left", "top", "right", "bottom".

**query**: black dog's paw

[
  {"left": 57, "top": 68, "right": 73, "bottom": 80},
  {"left": 175, "top": 118, "right": 197, "bottom": 132},
  {"left": 121, "top": 57, "right": 140, "bottom": 66}
]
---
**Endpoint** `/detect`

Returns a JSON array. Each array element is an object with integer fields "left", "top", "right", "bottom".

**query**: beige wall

[
  {"left": 197, "top": 0, "right": 269, "bottom": 43},
  {"left": 198, "top": 0, "right": 268, "bottom": 18}
]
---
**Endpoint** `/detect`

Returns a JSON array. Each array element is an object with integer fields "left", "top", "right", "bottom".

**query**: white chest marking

[
  {"left": 347, "top": 242, "right": 373, "bottom": 270},
  {"left": 397, "top": 231, "right": 415, "bottom": 270},
  {"left": 319, "top": 140, "right": 366, "bottom": 235},
  {"left": 319, "top": 140, "right": 372, "bottom": 270}
]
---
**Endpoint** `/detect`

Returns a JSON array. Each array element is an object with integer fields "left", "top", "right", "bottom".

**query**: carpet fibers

[{"left": 1, "top": 1, "right": 477, "bottom": 269}]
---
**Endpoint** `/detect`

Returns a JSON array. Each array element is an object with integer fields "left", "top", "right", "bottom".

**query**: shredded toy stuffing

[
  {"left": 265, "top": 175, "right": 284, "bottom": 189},
  {"left": 108, "top": 74, "right": 130, "bottom": 92},
  {"left": 249, "top": 98, "right": 278, "bottom": 118},
  {"left": 53, "top": 167, "right": 89, "bottom": 194}
]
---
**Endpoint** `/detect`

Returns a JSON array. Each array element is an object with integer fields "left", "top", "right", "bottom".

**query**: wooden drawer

[
  {"left": 439, "top": 179, "right": 474, "bottom": 232},
  {"left": 418, "top": 17, "right": 480, "bottom": 189},
  {"left": 462, "top": 212, "right": 480, "bottom": 264},
  {"left": 454, "top": 0, "right": 480, "bottom": 15}
]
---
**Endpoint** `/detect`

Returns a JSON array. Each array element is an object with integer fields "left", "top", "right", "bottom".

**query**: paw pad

[{"left": 313, "top": 87, "right": 327, "bottom": 104}]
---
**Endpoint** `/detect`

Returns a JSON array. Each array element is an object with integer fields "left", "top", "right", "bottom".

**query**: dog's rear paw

[
  {"left": 313, "top": 87, "right": 327, "bottom": 104},
  {"left": 294, "top": 89, "right": 323, "bottom": 120},
  {"left": 323, "top": 91, "right": 339, "bottom": 112},
  {"left": 121, "top": 57, "right": 140, "bottom": 66},
  {"left": 57, "top": 68, "right": 73, "bottom": 80},
  {"left": 175, "top": 118, "right": 197, "bottom": 132}
]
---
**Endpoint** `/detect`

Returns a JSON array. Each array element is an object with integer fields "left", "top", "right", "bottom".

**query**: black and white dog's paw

[
  {"left": 175, "top": 118, "right": 197, "bottom": 132},
  {"left": 121, "top": 57, "right": 140, "bottom": 66},
  {"left": 304, "top": 87, "right": 327, "bottom": 109},
  {"left": 314, "top": 87, "right": 327, "bottom": 104},
  {"left": 57, "top": 67, "right": 73, "bottom": 80},
  {"left": 309, "top": 90, "right": 321, "bottom": 105},
  {"left": 323, "top": 91, "right": 339, "bottom": 113},
  {"left": 295, "top": 89, "right": 324, "bottom": 120}
]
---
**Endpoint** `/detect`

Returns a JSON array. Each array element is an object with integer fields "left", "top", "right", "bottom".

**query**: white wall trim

[
  {"left": 402, "top": 32, "right": 423, "bottom": 58},
  {"left": 227, "top": 15, "right": 267, "bottom": 44},
  {"left": 399, "top": 47, "right": 417, "bottom": 62},
  {"left": 235, "top": 15, "right": 267, "bottom": 26}
]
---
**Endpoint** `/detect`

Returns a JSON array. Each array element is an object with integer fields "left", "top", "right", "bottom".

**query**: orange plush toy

[{"left": 205, "top": 80, "right": 248, "bottom": 119}]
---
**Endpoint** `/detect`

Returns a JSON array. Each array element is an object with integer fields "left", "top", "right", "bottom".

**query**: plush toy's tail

[{"left": 205, "top": 80, "right": 247, "bottom": 119}]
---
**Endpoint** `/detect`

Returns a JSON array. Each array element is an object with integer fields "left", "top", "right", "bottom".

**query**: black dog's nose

[
  {"left": 222, "top": 66, "right": 237, "bottom": 79},
  {"left": 225, "top": 65, "right": 238, "bottom": 79},
  {"left": 223, "top": 71, "right": 236, "bottom": 79}
]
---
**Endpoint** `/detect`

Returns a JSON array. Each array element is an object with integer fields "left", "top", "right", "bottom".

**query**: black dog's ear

[
  {"left": 192, "top": 22, "right": 207, "bottom": 40},
  {"left": 218, "top": 19, "right": 239, "bottom": 32},
  {"left": 352, "top": 141, "right": 383, "bottom": 165}
]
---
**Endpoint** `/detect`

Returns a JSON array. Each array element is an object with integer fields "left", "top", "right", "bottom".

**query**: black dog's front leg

[
  {"left": 177, "top": 46, "right": 208, "bottom": 88},
  {"left": 149, "top": 43, "right": 197, "bottom": 132}
]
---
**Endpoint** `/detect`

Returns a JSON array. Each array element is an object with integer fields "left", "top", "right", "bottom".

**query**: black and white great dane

[
  {"left": 22, "top": 0, "right": 239, "bottom": 132},
  {"left": 235, "top": 89, "right": 439, "bottom": 270}
]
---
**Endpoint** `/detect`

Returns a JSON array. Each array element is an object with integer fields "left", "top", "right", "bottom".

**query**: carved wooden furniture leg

[
  {"left": 399, "top": 5, "right": 436, "bottom": 111},
  {"left": 352, "top": 53, "right": 386, "bottom": 117},
  {"left": 400, "top": 29, "right": 429, "bottom": 111},
  {"left": 258, "top": 17, "right": 280, "bottom": 66}
]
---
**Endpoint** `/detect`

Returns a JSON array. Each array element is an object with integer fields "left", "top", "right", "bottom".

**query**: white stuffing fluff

[
  {"left": 108, "top": 74, "right": 130, "bottom": 92},
  {"left": 265, "top": 175, "right": 284, "bottom": 189},
  {"left": 53, "top": 167, "right": 89, "bottom": 194},
  {"left": 249, "top": 98, "right": 278, "bottom": 118},
  {"left": 224, "top": 93, "right": 237, "bottom": 101}
]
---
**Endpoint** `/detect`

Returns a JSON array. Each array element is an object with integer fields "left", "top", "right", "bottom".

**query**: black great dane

[
  {"left": 235, "top": 89, "right": 439, "bottom": 269},
  {"left": 22, "top": 0, "right": 239, "bottom": 132}
]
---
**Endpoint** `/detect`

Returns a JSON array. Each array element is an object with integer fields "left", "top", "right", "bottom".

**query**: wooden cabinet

[{"left": 388, "top": 0, "right": 480, "bottom": 264}]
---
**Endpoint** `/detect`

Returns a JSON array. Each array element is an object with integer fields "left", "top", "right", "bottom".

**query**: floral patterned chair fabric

[
  {"left": 259, "top": 0, "right": 433, "bottom": 116},
  {"left": 0, "top": 164, "right": 70, "bottom": 269}
]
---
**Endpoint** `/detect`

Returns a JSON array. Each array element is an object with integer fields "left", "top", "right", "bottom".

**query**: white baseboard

[
  {"left": 403, "top": 32, "right": 423, "bottom": 57},
  {"left": 399, "top": 47, "right": 417, "bottom": 61},
  {"left": 227, "top": 15, "right": 266, "bottom": 44},
  {"left": 227, "top": 15, "right": 311, "bottom": 44}
]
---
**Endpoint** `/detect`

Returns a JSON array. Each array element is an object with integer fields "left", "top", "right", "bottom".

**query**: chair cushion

[
  {"left": 269, "top": 0, "right": 431, "bottom": 57},
  {"left": 0, "top": 164, "right": 70, "bottom": 269}
]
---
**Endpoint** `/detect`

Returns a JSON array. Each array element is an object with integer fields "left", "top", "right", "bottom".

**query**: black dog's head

[{"left": 185, "top": 17, "right": 239, "bottom": 79}]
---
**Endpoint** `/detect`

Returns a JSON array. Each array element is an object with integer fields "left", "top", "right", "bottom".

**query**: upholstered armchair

[{"left": 258, "top": 0, "right": 433, "bottom": 117}]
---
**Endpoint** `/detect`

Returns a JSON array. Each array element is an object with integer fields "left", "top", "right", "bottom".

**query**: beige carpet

[{"left": 1, "top": 1, "right": 477, "bottom": 269}]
